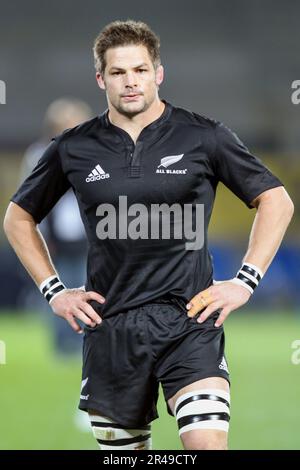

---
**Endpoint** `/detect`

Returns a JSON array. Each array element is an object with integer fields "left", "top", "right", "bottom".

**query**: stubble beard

[{"left": 115, "top": 96, "right": 150, "bottom": 118}]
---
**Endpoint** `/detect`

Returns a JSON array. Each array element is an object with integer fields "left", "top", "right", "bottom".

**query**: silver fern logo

[
  {"left": 156, "top": 154, "right": 187, "bottom": 174},
  {"left": 158, "top": 154, "right": 184, "bottom": 168}
]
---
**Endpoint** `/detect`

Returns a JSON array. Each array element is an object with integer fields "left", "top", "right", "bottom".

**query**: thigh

[
  {"left": 168, "top": 377, "right": 229, "bottom": 415},
  {"left": 168, "top": 377, "right": 230, "bottom": 450}
]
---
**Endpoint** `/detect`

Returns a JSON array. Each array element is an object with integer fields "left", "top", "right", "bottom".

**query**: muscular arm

[
  {"left": 187, "top": 186, "right": 294, "bottom": 325},
  {"left": 3, "top": 202, "right": 105, "bottom": 332},
  {"left": 3, "top": 202, "right": 57, "bottom": 286},
  {"left": 243, "top": 186, "right": 294, "bottom": 272}
]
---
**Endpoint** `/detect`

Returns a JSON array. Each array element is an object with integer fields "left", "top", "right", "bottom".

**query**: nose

[{"left": 124, "top": 71, "right": 138, "bottom": 89}]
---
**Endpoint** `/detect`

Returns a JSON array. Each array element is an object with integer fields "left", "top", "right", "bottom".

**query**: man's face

[{"left": 96, "top": 44, "right": 164, "bottom": 117}]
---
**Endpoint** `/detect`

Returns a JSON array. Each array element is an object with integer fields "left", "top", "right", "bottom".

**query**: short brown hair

[{"left": 93, "top": 20, "right": 161, "bottom": 74}]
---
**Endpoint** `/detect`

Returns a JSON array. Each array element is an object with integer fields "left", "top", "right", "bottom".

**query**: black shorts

[{"left": 78, "top": 298, "right": 230, "bottom": 428}]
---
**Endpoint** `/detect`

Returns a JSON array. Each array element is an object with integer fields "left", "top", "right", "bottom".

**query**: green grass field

[{"left": 0, "top": 309, "right": 299, "bottom": 450}]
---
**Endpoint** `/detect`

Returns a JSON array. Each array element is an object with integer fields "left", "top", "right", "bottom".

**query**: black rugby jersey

[{"left": 11, "top": 101, "right": 283, "bottom": 317}]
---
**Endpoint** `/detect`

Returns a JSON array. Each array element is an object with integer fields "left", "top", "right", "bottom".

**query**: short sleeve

[
  {"left": 211, "top": 122, "right": 283, "bottom": 208},
  {"left": 11, "top": 138, "right": 71, "bottom": 223}
]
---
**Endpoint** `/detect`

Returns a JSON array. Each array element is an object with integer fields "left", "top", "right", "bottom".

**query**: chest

[{"left": 63, "top": 131, "right": 214, "bottom": 207}]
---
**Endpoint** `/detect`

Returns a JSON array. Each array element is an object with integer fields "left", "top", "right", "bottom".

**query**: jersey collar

[{"left": 100, "top": 99, "right": 172, "bottom": 141}]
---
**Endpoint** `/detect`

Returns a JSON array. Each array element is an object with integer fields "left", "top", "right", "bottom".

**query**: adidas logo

[
  {"left": 156, "top": 154, "right": 187, "bottom": 175},
  {"left": 86, "top": 164, "right": 110, "bottom": 182},
  {"left": 218, "top": 356, "right": 229, "bottom": 373}
]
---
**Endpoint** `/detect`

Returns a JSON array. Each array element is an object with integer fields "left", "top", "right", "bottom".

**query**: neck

[{"left": 108, "top": 98, "right": 165, "bottom": 143}]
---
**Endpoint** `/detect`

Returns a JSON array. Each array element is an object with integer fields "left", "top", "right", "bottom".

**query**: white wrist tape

[
  {"left": 39, "top": 275, "right": 66, "bottom": 303},
  {"left": 231, "top": 262, "right": 263, "bottom": 295}
]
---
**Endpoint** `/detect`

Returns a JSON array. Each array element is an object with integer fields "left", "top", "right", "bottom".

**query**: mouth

[{"left": 121, "top": 93, "right": 142, "bottom": 101}]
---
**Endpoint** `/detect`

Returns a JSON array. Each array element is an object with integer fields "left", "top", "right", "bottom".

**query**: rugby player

[{"left": 3, "top": 20, "right": 294, "bottom": 450}]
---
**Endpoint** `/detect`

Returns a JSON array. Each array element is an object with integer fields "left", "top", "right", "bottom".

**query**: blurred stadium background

[{"left": 0, "top": 0, "right": 299, "bottom": 450}]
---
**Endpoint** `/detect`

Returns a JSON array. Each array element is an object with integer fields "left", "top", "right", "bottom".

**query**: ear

[
  {"left": 96, "top": 72, "right": 106, "bottom": 90},
  {"left": 155, "top": 65, "right": 164, "bottom": 86}
]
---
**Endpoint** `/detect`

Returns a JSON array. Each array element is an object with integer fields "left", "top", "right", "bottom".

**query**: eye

[{"left": 137, "top": 69, "right": 147, "bottom": 73}]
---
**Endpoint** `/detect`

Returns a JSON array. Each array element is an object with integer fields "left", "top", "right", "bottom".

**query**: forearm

[
  {"left": 3, "top": 202, "right": 57, "bottom": 287},
  {"left": 4, "top": 202, "right": 103, "bottom": 332},
  {"left": 187, "top": 188, "right": 294, "bottom": 323},
  {"left": 243, "top": 187, "right": 294, "bottom": 274}
]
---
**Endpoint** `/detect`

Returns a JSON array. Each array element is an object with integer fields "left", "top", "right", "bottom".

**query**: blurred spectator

[{"left": 20, "top": 97, "right": 92, "bottom": 356}]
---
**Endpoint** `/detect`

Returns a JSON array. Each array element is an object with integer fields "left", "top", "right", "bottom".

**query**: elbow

[
  {"left": 3, "top": 202, "right": 36, "bottom": 240},
  {"left": 255, "top": 187, "right": 294, "bottom": 230},
  {"left": 283, "top": 193, "right": 294, "bottom": 223},
  {"left": 3, "top": 207, "right": 12, "bottom": 238},
  {"left": 288, "top": 199, "right": 294, "bottom": 218},
  {"left": 257, "top": 187, "right": 294, "bottom": 219},
  {"left": 277, "top": 193, "right": 294, "bottom": 231},
  {"left": 3, "top": 208, "right": 18, "bottom": 243}
]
